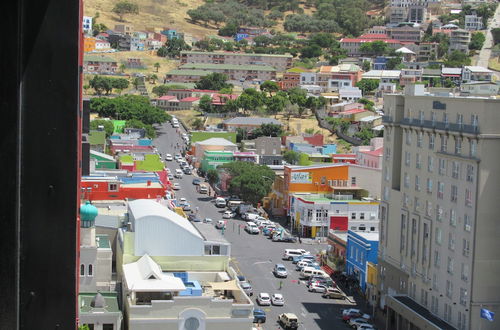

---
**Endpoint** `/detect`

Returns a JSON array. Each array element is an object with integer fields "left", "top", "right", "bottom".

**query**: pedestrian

[{"left": 279, "top": 280, "right": 283, "bottom": 290}]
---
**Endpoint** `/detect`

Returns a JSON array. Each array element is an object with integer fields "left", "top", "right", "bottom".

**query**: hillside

[{"left": 83, "top": 0, "right": 217, "bottom": 38}]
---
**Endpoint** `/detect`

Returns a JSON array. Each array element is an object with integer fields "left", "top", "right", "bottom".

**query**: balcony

[
  {"left": 401, "top": 118, "right": 479, "bottom": 134},
  {"left": 382, "top": 115, "right": 393, "bottom": 123}
]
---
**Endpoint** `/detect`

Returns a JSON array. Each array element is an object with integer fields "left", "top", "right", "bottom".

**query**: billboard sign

[{"left": 290, "top": 171, "right": 312, "bottom": 183}]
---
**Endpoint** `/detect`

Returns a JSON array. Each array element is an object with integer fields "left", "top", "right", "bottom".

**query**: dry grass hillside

[{"left": 84, "top": 0, "right": 217, "bottom": 38}]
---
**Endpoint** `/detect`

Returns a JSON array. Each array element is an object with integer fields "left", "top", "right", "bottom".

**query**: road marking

[{"left": 253, "top": 261, "right": 272, "bottom": 265}]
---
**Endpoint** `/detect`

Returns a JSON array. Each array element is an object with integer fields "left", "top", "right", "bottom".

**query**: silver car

[{"left": 240, "top": 281, "right": 253, "bottom": 296}]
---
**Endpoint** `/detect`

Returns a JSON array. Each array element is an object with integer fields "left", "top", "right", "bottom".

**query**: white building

[
  {"left": 464, "top": 14, "right": 483, "bottom": 30},
  {"left": 118, "top": 200, "right": 252, "bottom": 330},
  {"left": 300, "top": 72, "right": 317, "bottom": 85},
  {"left": 83, "top": 16, "right": 93, "bottom": 35},
  {"left": 461, "top": 66, "right": 493, "bottom": 83}
]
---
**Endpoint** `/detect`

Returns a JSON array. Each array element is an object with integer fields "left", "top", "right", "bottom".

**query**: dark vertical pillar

[{"left": 0, "top": 0, "right": 80, "bottom": 328}]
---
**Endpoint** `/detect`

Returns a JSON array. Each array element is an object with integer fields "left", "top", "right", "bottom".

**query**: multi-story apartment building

[
  {"left": 387, "top": 26, "right": 424, "bottom": 42},
  {"left": 178, "top": 63, "right": 276, "bottom": 81},
  {"left": 464, "top": 14, "right": 484, "bottom": 31},
  {"left": 180, "top": 51, "right": 293, "bottom": 71},
  {"left": 83, "top": 55, "right": 118, "bottom": 74},
  {"left": 417, "top": 42, "right": 438, "bottom": 62},
  {"left": 340, "top": 34, "right": 403, "bottom": 57},
  {"left": 449, "top": 29, "right": 471, "bottom": 54},
  {"left": 379, "top": 85, "right": 500, "bottom": 330}
]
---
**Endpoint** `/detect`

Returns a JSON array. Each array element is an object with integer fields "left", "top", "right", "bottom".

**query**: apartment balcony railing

[
  {"left": 401, "top": 118, "right": 479, "bottom": 134},
  {"left": 382, "top": 115, "right": 393, "bottom": 123}
]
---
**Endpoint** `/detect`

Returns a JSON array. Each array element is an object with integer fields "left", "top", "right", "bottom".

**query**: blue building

[
  {"left": 234, "top": 33, "right": 249, "bottom": 42},
  {"left": 373, "top": 56, "right": 388, "bottom": 70},
  {"left": 346, "top": 231, "right": 379, "bottom": 291}
]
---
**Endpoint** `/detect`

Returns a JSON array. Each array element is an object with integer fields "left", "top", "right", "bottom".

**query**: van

[
  {"left": 215, "top": 197, "right": 227, "bottom": 208},
  {"left": 283, "top": 249, "right": 310, "bottom": 261},
  {"left": 199, "top": 184, "right": 208, "bottom": 194},
  {"left": 244, "top": 213, "right": 260, "bottom": 221},
  {"left": 174, "top": 169, "right": 183, "bottom": 178},
  {"left": 300, "top": 267, "right": 329, "bottom": 280}
]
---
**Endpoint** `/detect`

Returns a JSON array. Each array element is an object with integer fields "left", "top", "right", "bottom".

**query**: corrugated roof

[
  {"left": 223, "top": 117, "right": 282, "bottom": 126},
  {"left": 166, "top": 69, "right": 209, "bottom": 76},
  {"left": 180, "top": 63, "right": 276, "bottom": 72},
  {"left": 196, "top": 137, "right": 237, "bottom": 146},
  {"left": 360, "top": 147, "right": 384, "bottom": 156}
]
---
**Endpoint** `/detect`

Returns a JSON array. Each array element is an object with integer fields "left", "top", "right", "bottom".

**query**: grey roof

[
  {"left": 90, "top": 292, "right": 105, "bottom": 308},
  {"left": 192, "top": 222, "right": 229, "bottom": 244},
  {"left": 195, "top": 137, "right": 237, "bottom": 147},
  {"left": 223, "top": 117, "right": 282, "bottom": 126}
]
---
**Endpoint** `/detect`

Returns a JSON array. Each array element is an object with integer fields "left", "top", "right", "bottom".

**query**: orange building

[
  {"left": 83, "top": 37, "right": 96, "bottom": 53},
  {"left": 283, "top": 163, "right": 350, "bottom": 212}
]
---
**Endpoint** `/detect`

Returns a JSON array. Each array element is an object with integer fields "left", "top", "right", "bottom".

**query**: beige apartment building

[
  {"left": 378, "top": 85, "right": 500, "bottom": 330},
  {"left": 449, "top": 29, "right": 471, "bottom": 54},
  {"left": 180, "top": 51, "right": 293, "bottom": 71}
]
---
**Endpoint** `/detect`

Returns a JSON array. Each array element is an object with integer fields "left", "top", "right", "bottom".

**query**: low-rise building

[
  {"left": 462, "top": 66, "right": 493, "bottom": 83},
  {"left": 180, "top": 51, "right": 293, "bottom": 71},
  {"left": 83, "top": 55, "right": 118, "bottom": 74},
  {"left": 79, "top": 292, "right": 122, "bottom": 330},
  {"left": 346, "top": 231, "right": 379, "bottom": 291},
  {"left": 399, "top": 68, "right": 423, "bottom": 86},
  {"left": 165, "top": 69, "right": 209, "bottom": 83},
  {"left": 460, "top": 81, "right": 499, "bottom": 96},
  {"left": 465, "top": 14, "right": 484, "bottom": 30},
  {"left": 193, "top": 138, "right": 238, "bottom": 166},
  {"left": 83, "top": 16, "right": 93, "bottom": 35},
  {"left": 254, "top": 136, "right": 283, "bottom": 166},
  {"left": 340, "top": 34, "right": 403, "bottom": 57},
  {"left": 222, "top": 117, "right": 282, "bottom": 132},
  {"left": 114, "top": 24, "right": 134, "bottom": 35},
  {"left": 417, "top": 42, "right": 438, "bottom": 62},
  {"left": 317, "top": 64, "right": 363, "bottom": 91},
  {"left": 178, "top": 63, "right": 277, "bottom": 81},
  {"left": 387, "top": 26, "right": 423, "bottom": 42}
]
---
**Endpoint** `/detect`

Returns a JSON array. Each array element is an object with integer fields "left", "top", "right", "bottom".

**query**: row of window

[
  {"left": 80, "top": 264, "right": 93, "bottom": 277},
  {"left": 404, "top": 129, "right": 477, "bottom": 157}
]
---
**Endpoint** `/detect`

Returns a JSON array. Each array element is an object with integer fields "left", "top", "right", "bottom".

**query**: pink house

[{"left": 356, "top": 148, "right": 383, "bottom": 169}]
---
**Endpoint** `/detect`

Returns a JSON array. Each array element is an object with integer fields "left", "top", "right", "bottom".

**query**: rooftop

[
  {"left": 166, "top": 69, "right": 209, "bottom": 76},
  {"left": 179, "top": 63, "right": 277, "bottom": 72},
  {"left": 79, "top": 292, "right": 121, "bottom": 314},
  {"left": 359, "top": 147, "right": 384, "bottom": 157},
  {"left": 88, "top": 130, "right": 106, "bottom": 145},
  {"left": 296, "top": 194, "right": 377, "bottom": 204},
  {"left": 84, "top": 54, "right": 117, "bottom": 63},
  {"left": 181, "top": 50, "right": 292, "bottom": 58},
  {"left": 348, "top": 230, "right": 380, "bottom": 241},
  {"left": 362, "top": 70, "right": 401, "bottom": 79},
  {"left": 196, "top": 137, "right": 237, "bottom": 147},
  {"left": 464, "top": 66, "right": 493, "bottom": 73},
  {"left": 223, "top": 117, "right": 282, "bottom": 126},
  {"left": 389, "top": 296, "right": 456, "bottom": 330}
]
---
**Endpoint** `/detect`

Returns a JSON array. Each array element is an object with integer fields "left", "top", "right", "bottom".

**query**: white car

[
  {"left": 271, "top": 293, "right": 284, "bottom": 306},
  {"left": 257, "top": 293, "right": 271, "bottom": 306},
  {"left": 165, "top": 154, "right": 173, "bottom": 161},
  {"left": 178, "top": 197, "right": 187, "bottom": 206},
  {"left": 349, "top": 318, "right": 371, "bottom": 328},
  {"left": 245, "top": 222, "right": 260, "bottom": 234},
  {"left": 356, "top": 325, "right": 376, "bottom": 330},
  {"left": 203, "top": 218, "right": 213, "bottom": 224},
  {"left": 215, "top": 220, "right": 225, "bottom": 229},
  {"left": 223, "top": 211, "right": 235, "bottom": 219},
  {"left": 174, "top": 154, "right": 181, "bottom": 160},
  {"left": 342, "top": 309, "right": 362, "bottom": 317},
  {"left": 167, "top": 173, "right": 174, "bottom": 180},
  {"left": 308, "top": 283, "right": 329, "bottom": 293},
  {"left": 172, "top": 183, "right": 180, "bottom": 190}
]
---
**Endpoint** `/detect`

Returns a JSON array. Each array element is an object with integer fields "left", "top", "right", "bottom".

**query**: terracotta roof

[
  {"left": 158, "top": 95, "right": 177, "bottom": 101},
  {"left": 341, "top": 37, "right": 401, "bottom": 44},
  {"left": 179, "top": 97, "right": 199, "bottom": 102},
  {"left": 342, "top": 108, "right": 366, "bottom": 115},
  {"left": 360, "top": 148, "right": 384, "bottom": 157}
]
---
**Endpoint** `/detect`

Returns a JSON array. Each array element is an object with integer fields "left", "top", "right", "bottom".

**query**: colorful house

[
  {"left": 346, "top": 231, "right": 379, "bottom": 291},
  {"left": 88, "top": 130, "right": 107, "bottom": 153},
  {"left": 90, "top": 150, "right": 117, "bottom": 170},
  {"left": 200, "top": 150, "right": 235, "bottom": 172},
  {"left": 193, "top": 138, "right": 238, "bottom": 166}
]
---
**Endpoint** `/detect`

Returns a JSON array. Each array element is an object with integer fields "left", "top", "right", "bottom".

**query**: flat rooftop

[{"left": 79, "top": 292, "right": 120, "bottom": 313}]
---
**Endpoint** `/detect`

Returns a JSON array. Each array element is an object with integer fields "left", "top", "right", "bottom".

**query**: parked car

[
  {"left": 203, "top": 218, "right": 213, "bottom": 224},
  {"left": 296, "top": 261, "right": 320, "bottom": 272},
  {"left": 271, "top": 293, "right": 284, "bottom": 306},
  {"left": 273, "top": 264, "right": 288, "bottom": 278},
  {"left": 300, "top": 267, "right": 329, "bottom": 280},
  {"left": 198, "top": 184, "right": 208, "bottom": 194},
  {"left": 240, "top": 281, "right": 253, "bottom": 296},
  {"left": 243, "top": 213, "right": 260, "bottom": 221},
  {"left": 174, "top": 169, "right": 183, "bottom": 178},
  {"left": 348, "top": 318, "right": 371, "bottom": 328},
  {"left": 215, "top": 197, "right": 227, "bottom": 208},
  {"left": 257, "top": 293, "right": 271, "bottom": 306},
  {"left": 174, "top": 154, "right": 181, "bottom": 160},
  {"left": 307, "top": 276, "right": 334, "bottom": 289},
  {"left": 342, "top": 309, "right": 370, "bottom": 322},
  {"left": 322, "top": 287, "right": 345, "bottom": 299},
  {"left": 278, "top": 313, "right": 299, "bottom": 329},
  {"left": 308, "top": 283, "right": 329, "bottom": 293},
  {"left": 245, "top": 222, "right": 260, "bottom": 234},
  {"left": 292, "top": 255, "right": 316, "bottom": 264},
  {"left": 172, "top": 183, "right": 180, "bottom": 190},
  {"left": 192, "top": 178, "right": 201, "bottom": 185},
  {"left": 165, "top": 154, "right": 173, "bottom": 161},
  {"left": 223, "top": 211, "right": 235, "bottom": 219},
  {"left": 215, "top": 220, "right": 226, "bottom": 229},
  {"left": 183, "top": 167, "right": 192, "bottom": 175},
  {"left": 253, "top": 309, "right": 266, "bottom": 323},
  {"left": 283, "top": 249, "right": 310, "bottom": 261},
  {"left": 167, "top": 173, "right": 174, "bottom": 180},
  {"left": 178, "top": 198, "right": 187, "bottom": 205},
  {"left": 182, "top": 203, "right": 192, "bottom": 211},
  {"left": 356, "top": 324, "right": 376, "bottom": 330},
  {"left": 188, "top": 214, "right": 201, "bottom": 222}
]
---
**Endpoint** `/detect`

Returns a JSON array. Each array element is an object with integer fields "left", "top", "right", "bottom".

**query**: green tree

[
  {"left": 354, "top": 127, "right": 376, "bottom": 145},
  {"left": 119, "top": 64, "right": 126, "bottom": 73},
  {"left": 198, "top": 94, "right": 213, "bottom": 113},
  {"left": 386, "top": 56, "right": 403, "bottom": 70},
  {"left": 362, "top": 60, "right": 371, "bottom": 72},
  {"left": 219, "top": 21, "right": 239, "bottom": 37},
  {"left": 445, "top": 50, "right": 471, "bottom": 67},
  {"left": 260, "top": 80, "right": 279, "bottom": 97},
  {"left": 149, "top": 74, "right": 158, "bottom": 84},
  {"left": 206, "top": 169, "right": 219, "bottom": 186},
  {"left": 237, "top": 88, "right": 264, "bottom": 114},
  {"left": 112, "top": 0, "right": 139, "bottom": 21},
  {"left": 125, "top": 119, "right": 156, "bottom": 138},
  {"left": 469, "top": 32, "right": 486, "bottom": 51},
  {"left": 152, "top": 85, "right": 170, "bottom": 97},
  {"left": 298, "top": 153, "right": 312, "bottom": 166},
  {"left": 111, "top": 78, "right": 129, "bottom": 90},
  {"left": 355, "top": 79, "right": 379, "bottom": 94},
  {"left": 283, "top": 150, "right": 300, "bottom": 165},
  {"left": 191, "top": 117, "right": 205, "bottom": 130},
  {"left": 163, "top": 38, "right": 191, "bottom": 58},
  {"left": 265, "top": 95, "right": 286, "bottom": 118},
  {"left": 154, "top": 62, "right": 161, "bottom": 72},
  {"left": 492, "top": 28, "right": 500, "bottom": 45},
  {"left": 90, "top": 119, "right": 114, "bottom": 137},
  {"left": 251, "top": 123, "right": 283, "bottom": 138},
  {"left": 220, "top": 162, "right": 275, "bottom": 206},
  {"left": 89, "top": 75, "right": 111, "bottom": 95},
  {"left": 195, "top": 72, "right": 232, "bottom": 90},
  {"left": 300, "top": 44, "right": 322, "bottom": 58},
  {"left": 359, "top": 41, "right": 388, "bottom": 56}
]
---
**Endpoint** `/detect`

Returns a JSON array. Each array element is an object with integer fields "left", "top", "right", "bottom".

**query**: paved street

[
  {"left": 476, "top": 3, "right": 500, "bottom": 72},
  {"left": 153, "top": 121, "right": 363, "bottom": 330}
]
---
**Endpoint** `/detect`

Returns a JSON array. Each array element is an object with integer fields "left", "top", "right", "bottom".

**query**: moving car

[
  {"left": 215, "top": 197, "right": 227, "bottom": 208},
  {"left": 174, "top": 154, "right": 181, "bottom": 161},
  {"left": 172, "top": 183, "right": 180, "bottom": 190},
  {"left": 271, "top": 293, "right": 284, "bottom": 306},
  {"left": 356, "top": 324, "right": 376, "bottom": 330},
  {"left": 222, "top": 211, "right": 235, "bottom": 219},
  {"left": 240, "top": 281, "right": 253, "bottom": 296},
  {"left": 342, "top": 309, "right": 371, "bottom": 322},
  {"left": 165, "top": 154, "right": 173, "bottom": 161},
  {"left": 273, "top": 264, "right": 288, "bottom": 278},
  {"left": 253, "top": 309, "right": 266, "bottom": 324},
  {"left": 174, "top": 169, "right": 183, "bottom": 178},
  {"left": 215, "top": 220, "right": 226, "bottom": 229},
  {"left": 245, "top": 222, "right": 260, "bottom": 234},
  {"left": 257, "top": 293, "right": 271, "bottom": 306},
  {"left": 182, "top": 203, "right": 191, "bottom": 211},
  {"left": 278, "top": 313, "right": 299, "bottom": 329},
  {"left": 178, "top": 198, "right": 187, "bottom": 205},
  {"left": 167, "top": 173, "right": 174, "bottom": 180},
  {"left": 183, "top": 167, "right": 192, "bottom": 175},
  {"left": 198, "top": 184, "right": 208, "bottom": 194},
  {"left": 322, "top": 287, "right": 344, "bottom": 299},
  {"left": 192, "top": 178, "right": 201, "bottom": 185}
]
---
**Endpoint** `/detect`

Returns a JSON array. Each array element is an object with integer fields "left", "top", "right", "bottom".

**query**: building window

[
  {"left": 463, "top": 239, "right": 470, "bottom": 257},
  {"left": 416, "top": 153, "right": 422, "bottom": 169},
  {"left": 465, "top": 189, "right": 472, "bottom": 207},
  {"left": 461, "top": 263, "right": 469, "bottom": 282},
  {"left": 446, "top": 280, "right": 453, "bottom": 299},
  {"left": 450, "top": 209, "right": 457, "bottom": 227},
  {"left": 451, "top": 185, "right": 458, "bottom": 202},
  {"left": 351, "top": 212, "right": 356, "bottom": 220},
  {"left": 427, "top": 156, "right": 434, "bottom": 172},
  {"left": 460, "top": 288, "right": 468, "bottom": 306},
  {"left": 471, "top": 114, "right": 478, "bottom": 127},
  {"left": 403, "top": 193, "right": 409, "bottom": 208},
  {"left": 88, "top": 264, "right": 93, "bottom": 276},
  {"left": 437, "top": 182, "right": 444, "bottom": 199},
  {"left": 425, "top": 201, "right": 432, "bottom": 217},
  {"left": 436, "top": 206, "right": 443, "bottom": 222},
  {"left": 464, "top": 214, "right": 471, "bottom": 232},
  {"left": 405, "top": 151, "right": 411, "bottom": 166},
  {"left": 440, "top": 135, "right": 447, "bottom": 152},
  {"left": 432, "top": 274, "right": 439, "bottom": 291},
  {"left": 360, "top": 212, "right": 365, "bottom": 220},
  {"left": 417, "top": 131, "right": 423, "bottom": 147},
  {"left": 80, "top": 264, "right": 85, "bottom": 276},
  {"left": 448, "top": 233, "right": 455, "bottom": 251},
  {"left": 404, "top": 173, "right": 410, "bottom": 188},
  {"left": 435, "top": 227, "right": 442, "bottom": 245},
  {"left": 466, "top": 164, "right": 474, "bottom": 182},
  {"left": 455, "top": 137, "right": 462, "bottom": 155},
  {"left": 426, "top": 178, "right": 433, "bottom": 194},
  {"left": 433, "top": 250, "right": 440, "bottom": 267},
  {"left": 429, "top": 134, "right": 435, "bottom": 150},
  {"left": 452, "top": 161, "right": 460, "bottom": 179},
  {"left": 438, "top": 158, "right": 446, "bottom": 175},
  {"left": 414, "top": 197, "right": 420, "bottom": 211},
  {"left": 351, "top": 177, "right": 357, "bottom": 186},
  {"left": 470, "top": 140, "right": 477, "bottom": 157},
  {"left": 458, "top": 312, "right": 466, "bottom": 330},
  {"left": 415, "top": 175, "right": 420, "bottom": 191},
  {"left": 108, "top": 183, "right": 118, "bottom": 192},
  {"left": 400, "top": 215, "right": 407, "bottom": 251}
]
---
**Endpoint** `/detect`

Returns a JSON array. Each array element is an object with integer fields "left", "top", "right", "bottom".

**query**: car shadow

[{"left": 197, "top": 197, "right": 213, "bottom": 202}]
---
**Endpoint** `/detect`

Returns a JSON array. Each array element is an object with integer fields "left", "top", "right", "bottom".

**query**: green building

[
  {"left": 200, "top": 150, "right": 234, "bottom": 171},
  {"left": 191, "top": 131, "right": 237, "bottom": 144},
  {"left": 90, "top": 150, "right": 117, "bottom": 169},
  {"left": 112, "top": 120, "right": 127, "bottom": 134},
  {"left": 135, "top": 154, "right": 164, "bottom": 171},
  {"left": 88, "top": 130, "right": 107, "bottom": 153}
]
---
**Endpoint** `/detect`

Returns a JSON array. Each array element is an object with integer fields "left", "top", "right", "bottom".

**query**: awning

[{"left": 208, "top": 280, "right": 240, "bottom": 291}]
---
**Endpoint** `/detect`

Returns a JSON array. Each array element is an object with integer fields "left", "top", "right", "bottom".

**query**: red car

[{"left": 342, "top": 310, "right": 370, "bottom": 322}]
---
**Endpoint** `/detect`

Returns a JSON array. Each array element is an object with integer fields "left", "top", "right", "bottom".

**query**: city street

[
  {"left": 153, "top": 121, "right": 363, "bottom": 330},
  {"left": 476, "top": 3, "right": 500, "bottom": 72}
]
